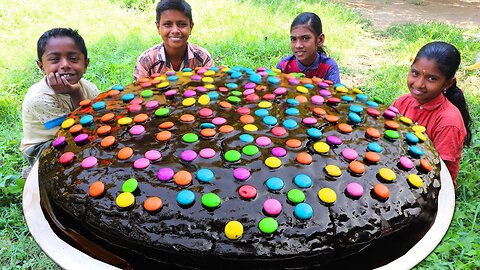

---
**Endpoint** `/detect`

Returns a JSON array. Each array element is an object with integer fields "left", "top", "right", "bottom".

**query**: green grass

[{"left": 0, "top": 0, "right": 479, "bottom": 268}]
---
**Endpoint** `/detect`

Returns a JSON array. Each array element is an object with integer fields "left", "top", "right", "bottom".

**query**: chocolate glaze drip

[{"left": 39, "top": 68, "right": 440, "bottom": 269}]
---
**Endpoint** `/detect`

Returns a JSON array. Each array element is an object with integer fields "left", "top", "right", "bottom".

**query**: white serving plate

[{"left": 23, "top": 160, "right": 454, "bottom": 270}]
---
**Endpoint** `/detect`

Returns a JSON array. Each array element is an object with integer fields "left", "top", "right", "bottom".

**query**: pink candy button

[
  {"left": 271, "top": 127, "right": 287, "bottom": 137},
  {"left": 198, "top": 108, "right": 213, "bottom": 118},
  {"left": 157, "top": 168, "right": 174, "bottom": 181},
  {"left": 196, "top": 86, "right": 207, "bottom": 92},
  {"left": 255, "top": 136, "right": 272, "bottom": 146},
  {"left": 244, "top": 82, "right": 256, "bottom": 89},
  {"left": 81, "top": 156, "right": 98, "bottom": 169},
  {"left": 238, "top": 185, "right": 257, "bottom": 199},
  {"left": 243, "top": 89, "right": 255, "bottom": 96},
  {"left": 212, "top": 117, "right": 227, "bottom": 125},
  {"left": 263, "top": 199, "right": 282, "bottom": 216},
  {"left": 184, "top": 90, "right": 196, "bottom": 97},
  {"left": 274, "top": 87, "right": 287, "bottom": 95},
  {"left": 145, "top": 100, "right": 159, "bottom": 110},
  {"left": 233, "top": 168, "right": 250, "bottom": 180},
  {"left": 236, "top": 107, "right": 250, "bottom": 115},
  {"left": 341, "top": 148, "right": 358, "bottom": 161},
  {"left": 271, "top": 147, "right": 287, "bottom": 157},
  {"left": 129, "top": 125, "right": 145, "bottom": 135},
  {"left": 145, "top": 150, "right": 161, "bottom": 161},
  {"left": 52, "top": 136, "right": 66, "bottom": 148},
  {"left": 399, "top": 156, "right": 414, "bottom": 169},
  {"left": 133, "top": 158, "right": 150, "bottom": 169},
  {"left": 74, "top": 133, "right": 89, "bottom": 144},
  {"left": 199, "top": 148, "right": 216, "bottom": 159},
  {"left": 165, "top": 90, "right": 177, "bottom": 98},
  {"left": 311, "top": 95, "right": 324, "bottom": 105},
  {"left": 245, "top": 94, "right": 259, "bottom": 102},
  {"left": 127, "top": 104, "right": 142, "bottom": 113},
  {"left": 346, "top": 182, "right": 364, "bottom": 198},
  {"left": 302, "top": 117, "right": 317, "bottom": 125},
  {"left": 181, "top": 150, "right": 198, "bottom": 162}
]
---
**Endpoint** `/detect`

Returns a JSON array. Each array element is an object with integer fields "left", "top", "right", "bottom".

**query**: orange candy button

[
  {"left": 349, "top": 161, "right": 366, "bottom": 174},
  {"left": 295, "top": 95, "right": 308, "bottom": 103},
  {"left": 89, "top": 181, "right": 105, "bottom": 197},
  {"left": 180, "top": 114, "right": 195, "bottom": 122},
  {"left": 174, "top": 170, "right": 192, "bottom": 186},
  {"left": 365, "top": 127, "right": 381, "bottom": 139},
  {"left": 296, "top": 152, "right": 313, "bottom": 165},
  {"left": 200, "top": 128, "right": 216, "bottom": 137},
  {"left": 420, "top": 159, "right": 432, "bottom": 172},
  {"left": 219, "top": 101, "right": 232, "bottom": 109},
  {"left": 325, "top": 114, "right": 339, "bottom": 123},
  {"left": 137, "top": 77, "right": 150, "bottom": 83},
  {"left": 158, "top": 121, "right": 174, "bottom": 129},
  {"left": 134, "top": 113, "right": 149, "bottom": 123},
  {"left": 108, "top": 90, "right": 120, "bottom": 97},
  {"left": 300, "top": 77, "right": 312, "bottom": 84},
  {"left": 312, "top": 107, "right": 326, "bottom": 116},
  {"left": 286, "top": 139, "right": 302, "bottom": 148},
  {"left": 117, "top": 147, "right": 134, "bottom": 160},
  {"left": 69, "top": 124, "right": 83, "bottom": 134},
  {"left": 219, "top": 125, "right": 234, "bottom": 133},
  {"left": 337, "top": 123, "right": 353, "bottom": 133},
  {"left": 101, "top": 113, "right": 115, "bottom": 123},
  {"left": 385, "top": 120, "right": 400, "bottom": 130},
  {"left": 373, "top": 183, "right": 390, "bottom": 200},
  {"left": 79, "top": 99, "right": 92, "bottom": 107},
  {"left": 365, "top": 152, "right": 381, "bottom": 163},
  {"left": 240, "top": 115, "right": 255, "bottom": 124},
  {"left": 156, "top": 130, "right": 172, "bottom": 141},
  {"left": 97, "top": 125, "right": 112, "bottom": 136},
  {"left": 143, "top": 196, "right": 163, "bottom": 212},
  {"left": 101, "top": 136, "right": 116, "bottom": 148}
]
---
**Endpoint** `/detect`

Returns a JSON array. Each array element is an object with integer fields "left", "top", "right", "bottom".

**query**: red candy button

[
  {"left": 238, "top": 185, "right": 257, "bottom": 199},
  {"left": 59, "top": 152, "right": 75, "bottom": 165}
]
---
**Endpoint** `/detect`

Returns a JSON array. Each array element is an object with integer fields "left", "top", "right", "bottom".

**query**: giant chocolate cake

[{"left": 38, "top": 66, "right": 441, "bottom": 269}]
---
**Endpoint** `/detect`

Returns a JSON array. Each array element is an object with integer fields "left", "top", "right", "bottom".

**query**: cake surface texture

[{"left": 39, "top": 66, "right": 441, "bottom": 269}]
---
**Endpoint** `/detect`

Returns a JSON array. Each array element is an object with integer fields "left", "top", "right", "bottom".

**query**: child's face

[
  {"left": 156, "top": 10, "right": 193, "bottom": 52},
  {"left": 407, "top": 58, "right": 454, "bottom": 104},
  {"left": 290, "top": 25, "right": 324, "bottom": 67},
  {"left": 37, "top": 37, "right": 89, "bottom": 86}
]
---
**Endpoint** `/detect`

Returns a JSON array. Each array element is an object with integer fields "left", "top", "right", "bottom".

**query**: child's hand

[{"left": 46, "top": 72, "right": 82, "bottom": 95}]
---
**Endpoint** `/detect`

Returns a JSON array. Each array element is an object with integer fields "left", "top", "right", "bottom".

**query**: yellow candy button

[
  {"left": 318, "top": 188, "right": 336, "bottom": 204},
  {"left": 408, "top": 174, "right": 424, "bottom": 188},
  {"left": 182, "top": 97, "right": 196, "bottom": 107},
  {"left": 265, "top": 157, "right": 282, "bottom": 168},
  {"left": 205, "top": 84, "right": 216, "bottom": 90},
  {"left": 352, "top": 88, "right": 363, "bottom": 94},
  {"left": 296, "top": 85, "right": 308, "bottom": 93},
  {"left": 182, "top": 71, "right": 193, "bottom": 77},
  {"left": 379, "top": 168, "right": 396, "bottom": 181},
  {"left": 116, "top": 192, "right": 134, "bottom": 208},
  {"left": 415, "top": 131, "right": 427, "bottom": 142},
  {"left": 258, "top": 101, "right": 272, "bottom": 108},
  {"left": 198, "top": 94, "right": 210, "bottom": 105},
  {"left": 204, "top": 70, "right": 216, "bottom": 76},
  {"left": 399, "top": 116, "right": 413, "bottom": 125},
  {"left": 325, "top": 165, "right": 342, "bottom": 177},
  {"left": 336, "top": 86, "right": 348, "bottom": 93},
  {"left": 202, "top": 77, "right": 214, "bottom": 83},
  {"left": 225, "top": 220, "right": 243, "bottom": 240},
  {"left": 243, "top": 124, "right": 258, "bottom": 132},
  {"left": 221, "top": 67, "right": 231, "bottom": 73},
  {"left": 61, "top": 118, "right": 75, "bottom": 129},
  {"left": 117, "top": 117, "right": 133, "bottom": 126},
  {"left": 153, "top": 76, "right": 165, "bottom": 81},
  {"left": 313, "top": 142, "right": 330, "bottom": 154},
  {"left": 412, "top": 125, "right": 426, "bottom": 133},
  {"left": 157, "top": 81, "right": 170, "bottom": 88}
]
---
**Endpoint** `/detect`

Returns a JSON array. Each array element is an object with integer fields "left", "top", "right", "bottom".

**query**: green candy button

[
  {"left": 122, "top": 178, "right": 138, "bottom": 193},
  {"left": 384, "top": 130, "right": 400, "bottom": 140},
  {"left": 155, "top": 108, "right": 170, "bottom": 117},
  {"left": 373, "top": 96, "right": 384, "bottom": 104},
  {"left": 287, "top": 189, "right": 305, "bottom": 204},
  {"left": 227, "top": 96, "right": 241, "bottom": 103},
  {"left": 224, "top": 150, "right": 241, "bottom": 162},
  {"left": 231, "top": 90, "right": 242, "bottom": 96},
  {"left": 201, "top": 193, "right": 221, "bottom": 208},
  {"left": 140, "top": 89, "right": 153, "bottom": 98},
  {"left": 258, "top": 217, "right": 278, "bottom": 234},
  {"left": 182, "top": 133, "right": 199, "bottom": 143},
  {"left": 242, "top": 145, "right": 259, "bottom": 156}
]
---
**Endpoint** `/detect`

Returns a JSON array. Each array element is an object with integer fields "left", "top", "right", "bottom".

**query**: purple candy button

[
  {"left": 165, "top": 90, "right": 177, "bottom": 98},
  {"left": 346, "top": 182, "right": 364, "bottom": 197},
  {"left": 199, "top": 148, "right": 216, "bottom": 159},
  {"left": 327, "top": 135, "right": 343, "bottom": 145},
  {"left": 255, "top": 136, "right": 272, "bottom": 147},
  {"left": 166, "top": 71, "right": 176, "bottom": 76},
  {"left": 134, "top": 158, "right": 150, "bottom": 169},
  {"left": 302, "top": 117, "right": 317, "bottom": 125},
  {"left": 74, "top": 133, "right": 89, "bottom": 144},
  {"left": 145, "top": 150, "right": 161, "bottom": 161},
  {"left": 157, "top": 168, "right": 174, "bottom": 181},
  {"left": 81, "top": 156, "right": 98, "bottom": 169},
  {"left": 311, "top": 95, "right": 324, "bottom": 105},
  {"left": 271, "top": 147, "right": 287, "bottom": 157},
  {"left": 258, "top": 71, "right": 268, "bottom": 77},
  {"left": 129, "top": 125, "right": 145, "bottom": 135},
  {"left": 243, "top": 89, "right": 255, "bottom": 96},
  {"left": 341, "top": 148, "right": 358, "bottom": 161},
  {"left": 244, "top": 82, "right": 256, "bottom": 89},
  {"left": 383, "top": 109, "right": 397, "bottom": 119},
  {"left": 319, "top": 90, "right": 332, "bottom": 97},
  {"left": 318, "top": 81, "right": 329, "bottom": 89},
  {"left": 263, "top": 199, "right": 282, "bottom": 216},
  {"left": 388, "top": 106, "right": 400, "bottom": 114},
  {"left": 184, "top": 90, "right": 196, "bottom": 97},
  {"left": 52, "top": 136, "right": 66, "bottom": 148},
  {"left": 196, "top": 86, "right": 207, "bottom": 92},
  {"left": 288, "top": 78, "right": 299, "bottom": 85},
  {"left": 181, "top": 150, "right": 198, "bottom": 162},
  {"left": 191, "top": 75, "right": 202, "bottom": 81},
  {"left": 399, "top": 156, "right": 414, "bottom": 169},
  {"left": 145, "top": 100, "right": 159, "bottom": 110},
  {"left": 233, "top": 168, "right": 250, "bottom": 180},
  {"left": 274, "top": 87, "right": 287, "bottom": 95}
]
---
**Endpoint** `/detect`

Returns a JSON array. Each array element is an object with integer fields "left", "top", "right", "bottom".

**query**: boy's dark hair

[
  {"left": 37, "top": 28, "right": 88, "bottom": 61},
  {"left": 414, "top": 41, "right": 472, "bottom": 146},
  {"left": 290, "top": 12, "right": 326, "bottom": 55},
  {"left": 156, "top": 0, "right": 193, "bottom": 23}
]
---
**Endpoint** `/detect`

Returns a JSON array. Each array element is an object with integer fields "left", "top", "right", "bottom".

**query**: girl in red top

[{"left": 393, "top": 41, "right": 472, "bottom": 187}]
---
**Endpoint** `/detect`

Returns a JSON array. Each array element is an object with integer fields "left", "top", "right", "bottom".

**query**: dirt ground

[{"left": 332, "top": 0, "right": 480, "bottom": 30}]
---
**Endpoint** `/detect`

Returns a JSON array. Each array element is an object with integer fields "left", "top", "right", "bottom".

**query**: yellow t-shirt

[{"left": 20, "top": 77, "right": 99, "bottom": 153}]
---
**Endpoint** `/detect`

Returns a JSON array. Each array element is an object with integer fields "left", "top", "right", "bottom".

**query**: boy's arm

[
  {"left": 46, "top": 72, "right": 85, "bottom": 107},
  {"left": 24, "top": 93, "right": 71, "bottom": 130}
]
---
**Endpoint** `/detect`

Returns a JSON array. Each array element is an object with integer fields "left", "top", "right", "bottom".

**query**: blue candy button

[
  {"left": 122, "top": 93, "right": 135, "bottom": 103},
  {"left": 249, "top": 73, "right": 262, "bottom": 83},
  {"left": 111, "top": 85, "right": 124, "bottom": 91},
  {"left": 348, "top": 112, "right": 362, "bottom": 124},
  {"left": 405, "top": 132, "right": 419, "bottom": 145},
  {"left": 226, "top": 82, "right": 238, "bottom": 89},
  {"left": 196, "top": 168, "right": 215, "bottom": 183},
  {"left": 207, "top": 91, "right": 219, "bottom": 100},
  {"left": 230, "top": 71, "right": 242, "bottom": 79},
  {"left": 182, "top": 68, "right": 193, "bottom": 72},
  {"left": 265, "top": 177, "right": 284, "bottom": 191},
  {"left": 285, "top": 108, "right": 300, "bottom": 116},
  {"left": 239, "top": 134, "right": 254, "bottom": 143},
  {"left": 79, "top": 115, "right": 94, "bottom": 126},
  {"left": 367, "top": 142, "right": 383, "bottom": 153},
  {"left": 349, "top": 104, "right": 364, "bottom": 114},
  {"left": 409, "top": 145, "right": 425, "bottom": 158},
  {"left": 268, "top": 76, "right": 280, "bottom": 84},
  {"left": 307, "top": 128, "right": 322, "bottom": 139},
  {"left": 294, "top": 174, "right": 312, "bottom": 188},
  {"left": 92, "top": 101, "right": 106, "bottom": 111},
  {"left": 342, "top": 95, "right": 354, "bottom": 103},
  {"left": 168, "top": 75, "right": 178, "bottom": 81},
  {"left": 255, "top": 109, "right": 269, "bottom": 117},
  {"left": 200, "top": 122, "right": 216, "bottom": 129},
  {"left": 283, "top": 119, "right": 298, "bottom": 129},
  {"left": 356, "top": 94, "right": 368, "bottom": 102},
  {"left": 263, "top": 116, "right": 278, "bottom": 125},
  {"left": 286, "top": 98, "right": 300, "bottom": 106},
  {"left": 304, "top": 83, "right": 314, "bottom": 89},
  {"left": 366, "top": 101, "right": 379, "bottom": 108},
  {"left": 294, "top": 202, "right": 313, "bottom": 220},
  {"left": 177, "top": 190, "right": 195, "bottom": 206}
]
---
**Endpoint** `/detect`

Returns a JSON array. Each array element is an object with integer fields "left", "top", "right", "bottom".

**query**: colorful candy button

[
  {"left": 233, "top": 168, "right": 251, "bottom": 180},
  {"left": 384, "top": 130, "right": 400, "bottom": 140},
  {"left": 318, "top": 188, "right": 336, "bottom": 204},
  {"left": 294, "top": 203, "right": 313, "bottom": 220},
  {"left": 122, "top": 93, "right": 135, "bottom": 103},
  {"left": 155, "top": 108, "right": 170, "bottom": 117},
  {"left": 89, "top": 181, "right": 105, "bottom": 197},
  {"left": 129, "top": 125, "right": 145, "bottom": 136},
  {"left": 296, "top": 152, "right": 313, "bottom": 165},
  {"left": 366, "top": 107, "right": 381, "bottom": 117},
  {"left": 294, "top": 174, "right": 313, "bottom": 188},
  {"left": 341, "top": 148, "right": 358, "bottom": 161},
  {"left": 96, "top": 125, "right": 111, "bottom": 136},
  {"left": 74, "top": 133, "right": 89, "bottom": 144},
  {"left": 283, "top": 119, "right": 298, "bottom": 129},
  {"left": 385, "top": 120, "right": 400, "bottom": 130},
  {"left": 409, "top": 145, "right": 425, "bottom": 158},
  {"left": 325, "top": 165, "right": 342, "bottom": 177},
  {"left": 159, "top": 121, "right": 174, "bottom": 129},
  {"left": 379, "top": 168, "right": 396, "bottom": 181},
  {"left": 405, "top": 132, "right": 419, "bottom": 145},
  {"left": 366, "top": 127, "right": 381, "bottom": 139},
  {"left": 258, "top": 217, "right": 278, "bottom": 234},
  {"left": 225, "top": 150, "right": 241, "bottom": 162},
  {"left": 118, "top": 117, "right": 133, "bottom": 126},
  {"left": 399, "top": 156, "right": 414, "bottom": 170},
  {"left": 243, "top": 124, "right": 258, "bottom": 132},
  {"left": 307, "top": 128, "right": 322, "bottom": 139},
  {"left": 156, "top": 131, "right": 172, "bottom": 141},
  {"left": 345, "top": 182, "right": 364, "bottom": 198},
  {"left": 367, "top": 142, "right": 383, "bottom": 153},
  {"left": 225, "top": 221, "right": 243, "bottom": 240},
  {"left": 182, "top": 133, "right": 199, "bottom": 143},
  {"left": 61, "top": 118, "right": 75, "bottom": 129},
  {"left": 79, "top": 99, "right": 92, "bottom": 107},
  {"left": 265, "top": 177, "right": 284, "bottom": 191},
  {"left": 265, "top": 157, "right": 282, "bottom": 168},
  {"left": 400, "top": 116, "right": 413, "bottom": 125},
  {"left": 116, "top": 192, "right": 134, "bottom": 208},
  {"left": 59, "top": 152, "right": 75, "bottom": 165},
  {"left": 133, "top": 158, "right": 150, "bottom": 169},
  {"left": 52, "top": 136, "right": 66, "bottom": 148},
  {"left": 412, "top": 125, "right": 426, "bottom": 133},
  {"left": 287, "top": 189, "right": 305, "bottom": 204},
  {"left": 285, "top": 108, "right": 300, "bottom": 116},
  {"left": 122, "top": 178, "right": 138, "bottom": 193},
  {"left": 365, "top": 151, "right": 381, "bottom": 163},
  {"left": 242, "top": 145, "right": 259, "bottom": 156},
  {"left": 143, "top": 197, "right": 163, "bottom": 212},
  {"left": 271, "top": 147, "right": 286, "bottom": 157},
  {"left": 92, "top": 101, "right": 106, "bottom": 111},
  {"left": 415, "top": 131, "right": 427, "bottom": 142},
  {"left": 176, "top": 190, "right": 195, "bottom": 206},
  {"left": 408, "top": 174, "right": 424, "bottom": 188},
  {"left": 196, "top": 168, "right": 215, "bottom": 183},
  {"left": 326, "top": 136, "right": 342, "bottom": 145},
  {"left": 199, "top": 148, "right": 216, "bottom": 159},
  {"left": 238, "top": 185, "right": 257, "bottom": 199},
  {"left": 173, "top": 170, "right": 193, "bottom": 186},
  {"left": 145, "top": 100, "right": 159, "bottom": 110},
  {"left": 263, "top": 199, "right": 282, "bottom": 216},
  {"left": 373, "top": 184, "right": 390, "bottom": 200},
  {"left": 348, "top": 112, "right": 362, "bottom": 124},
  {"left": 100, "top": 135, "right": 116, "bottom": 148},
  {"left": 101, "top": 113, "right": 115, "bottom": 123},
  {"left": 239, "top": 134, "right": 254, "bottom": 143},
  {"left": 69, "top": 124, "right": 83, "bottom": 134},
  {"left": 255, "top": 136, "right": 272, "bottom": 146},
  {"left": 157, "top": 167, "right": 174, "bottom": 181},
  {"left": 145, "top": 150, "right": 161, "bottom": 161},
  {"left": 80, "top": 115, "right": 94, "bottom": 126},
  {"left": 286, "top": 139, "right": 302, "bottom": 148},
  {"left": 420, "top": 159, "right": 432, "bottom": 172},
  {"left": 349, "top": 161, "right": 366, "bottom": 175},
  {"left": 337, "top": 123, "right": 353, "bottom": 133},
  {"left": 117, "top": 147, "right": 134, "bottom": 160},
  {"left": 180, "top": 150, "right": 198, "bottom": 162},
  {"left": 134, "top": 114, "right": 149, "bottom": 123},
  {"left": 313, "top": 142, "right": 330, "bottom": 154},
  {"left": 81, "top": 156, "right": 97, "bottom": 169},
  {"left": 201, "top": 193, "right": 221, "bottom": 208}
]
